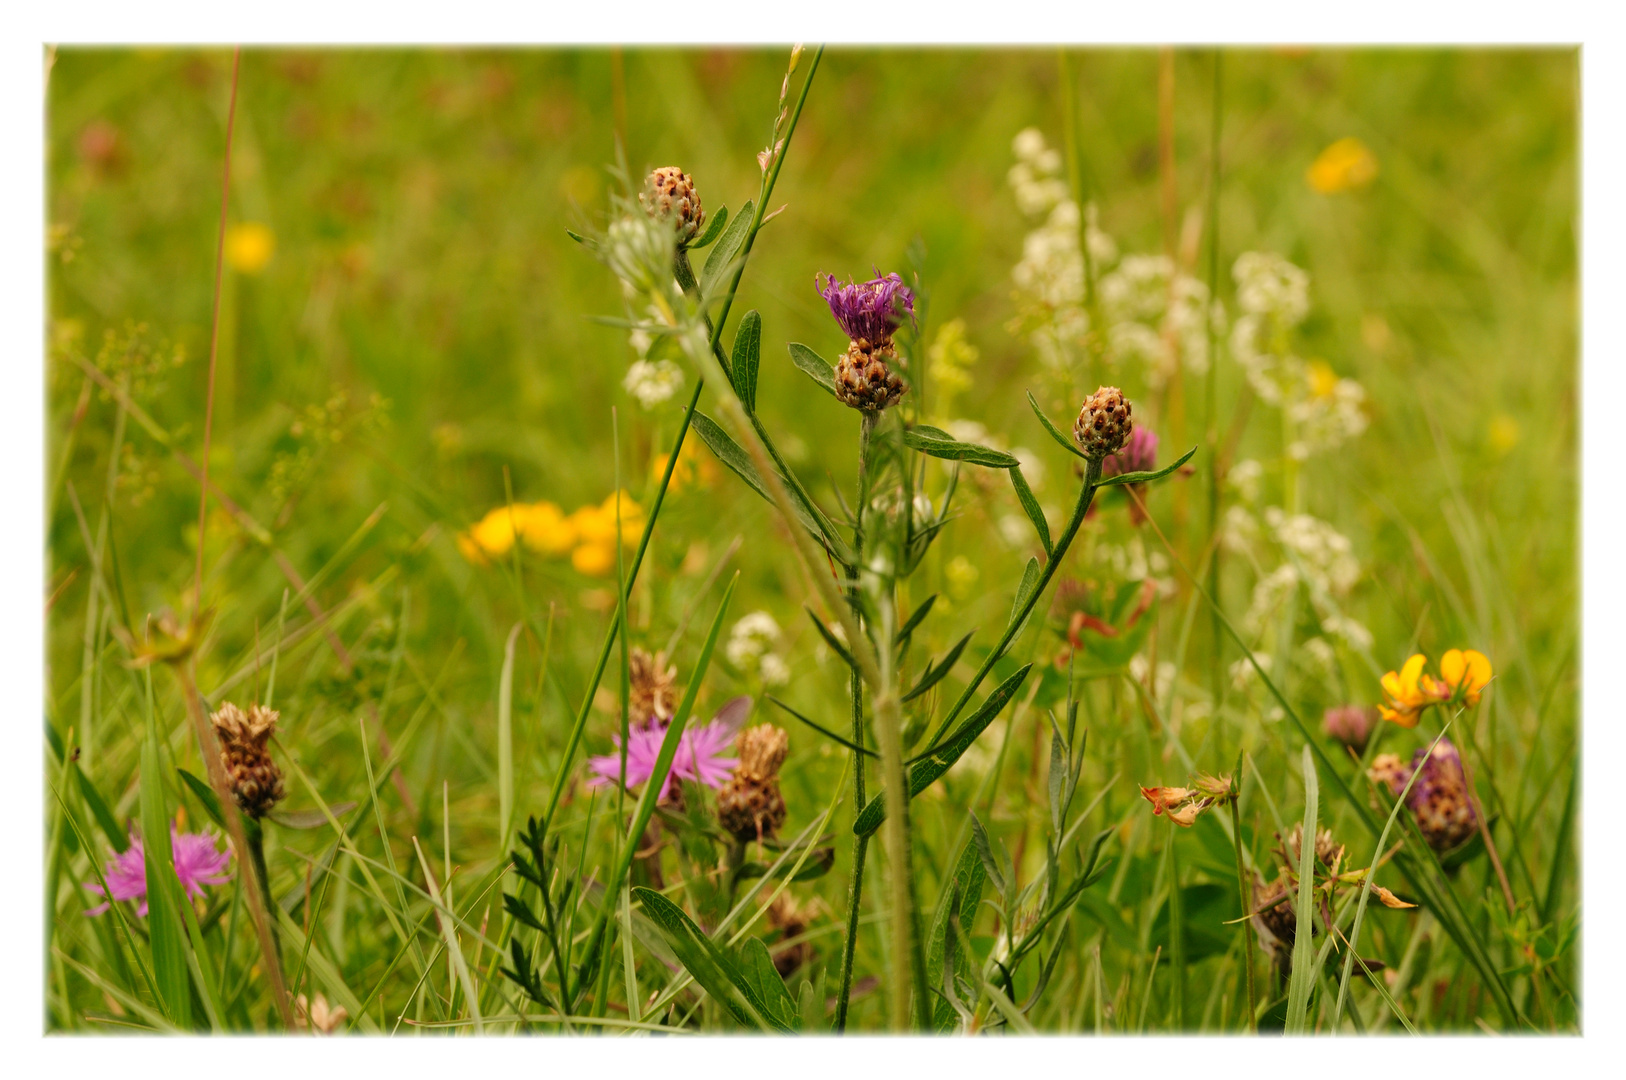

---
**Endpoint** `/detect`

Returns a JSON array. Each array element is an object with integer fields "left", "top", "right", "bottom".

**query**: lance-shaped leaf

[
  {"left": 803, "top": 605, "right": 855, "bottom": 669},
  {"left": 927, "top": 842, "right": 986, "bottom": 1031},
  {"left": 787, "top": 342, "right": 838, "bottom": 398},
  {"left": 1008, "top": 466, "right": 1052, "bottom": 555},
  {"left": 904, "top": 424, "right": 1020, "bottom": 468},
  {"left": 736, "top": 937, "right": 800, "bottom": 1029},
  {"left": 901, "top": 630, "right": 974, "bottom": 703},
  {"left": 855, "top": 663, "right": 1034, "bottom": 836},
  {"left": 1026, "top": 390, "right": 1088, "bottom": 459},
  {"left": 700, "top": 199, "right": 755, "bottom": 300},
  {"left": 1094, "top": 445, "right": 1197, "bottom": 488},
  {"left": 733, "top": 310, "right": 763, "bottom": 414},
  {"left": 687, "top": 204, "right": 729, "bottom": 250},
  {"left": 632, "top": 886, "right": 793, "bottom": 1032},
  {"left": 691, "top": 411, "right": 851, "bottom": 563},
  {"left": 894, "top": 594, "right": 938, "bottom": 648},
  {"left": 767, "top": 695, "right": 875, "bottom": 759}
]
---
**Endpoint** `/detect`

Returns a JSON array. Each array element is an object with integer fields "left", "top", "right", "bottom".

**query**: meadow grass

[{"left": 44, "top": 46, "right": 1577, "bottom": 1034}]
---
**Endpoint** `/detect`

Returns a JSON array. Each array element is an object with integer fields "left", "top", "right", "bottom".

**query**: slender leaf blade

[{"left": 786, "top": 342, "right": 837, "bottom": 398}]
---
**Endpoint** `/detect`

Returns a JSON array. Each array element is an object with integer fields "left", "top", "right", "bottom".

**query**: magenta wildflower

[
  {"left": 588, "top": 696, "right": 750, "bottom": 801},
  {"left": 1370, "top": 738, "right": 1479, "bottom": 852},
  {"left": 85, "top": 828, "right": 233, "bottom": 917},
  {"left": 816, "top": 271, "right": 915, "bottom": 347}
]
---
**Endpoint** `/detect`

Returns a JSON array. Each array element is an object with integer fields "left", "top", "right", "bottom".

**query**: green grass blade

[
  {"left": 1284, "top": 745, "right": 1318, "bottom": 1034},
  {"left": 498, "top": 622, "right": 520, "bottom": 848}
]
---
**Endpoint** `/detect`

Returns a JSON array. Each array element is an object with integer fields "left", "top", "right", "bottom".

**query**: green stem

[
  {"left": 834, "top": 411, "right": 876, "bottom": 1033},
  {"left": 918, "top": 458, "right": 1104, "bottom": 757},
  {"left": 1229, "top": 789, "right": 1259, "bottom": 1032},
  {"left": 1204, "top": 49, "right": 1225, "bottom": 717},
  {"left": 1168, "top": 824, "right": 1186, "bottom": 1029}
]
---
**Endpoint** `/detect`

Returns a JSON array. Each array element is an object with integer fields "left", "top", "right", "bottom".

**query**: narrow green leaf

[
  {"left": 968, "top": 813, "right": 1007, "bottom": 899},
  {"left": 1008, "top": 466, "right": 1052, "bottom": 555},
  {"left": 786, "top": 342, "right": 837, "bottom": 398},
  {"left": 1284, "top": 745, "right": 1319, "bottom": 1034},
  {"left": 904, "top": 425, "right": 1020, "bottom": 468},
  {"left": 894, "top": 594, "right": 938, "bottom": 647},
  {"left": 700, "top": 198, "right": 755, "bottom": 300},
  {"left": 75, "top": 764, "right": 129, "bottom": 851},
  {"left": 857, "top": 664, "right": 1034, "bottom": 836},
  {"left": 175, "top": 768, "right": 224, "bottom": 830},
  {"left": 691, "top": 410, "right": 836, "bottom": 553},
  {"left": 1006, "top": 557, "right": 1041, "bottom": 644},
  {"left": 927, "top": 841, "right": 986, "bottom": 1030},
  {"left": 901, "top": 630, "right": 974, "bottom": 703},
  {"left": 767, "top": 695, "right": 876, "bottom": 759},
  {"left": 687, "top": 204, "right": 728, "bottom": 250},
  {"left": 139, "top": 734, "right": 191, "bottom": 1026},
  {"left": 264, "top": 804, "right": 359, "bottom": 830},
  {"left": 732, "top": 310, "right": 763, "bottom": 414},
  {"left": 1094, "top": 444, "right": 1197, "bottom": 488},
  {"left": 632, "top": 886, "right": 791, "bottom": 1031},
  {"left": 1026, "top": 391, "right": 1088, "bottom": 459},
  {"left": 736, "top": 937, "right": 799, "bottom": 1028},
  {"left": 804, "top": 606, "right": 855, "bottom": 668},
  {"left": 498, "top": 622, "right": 520, "bottom": 846}
]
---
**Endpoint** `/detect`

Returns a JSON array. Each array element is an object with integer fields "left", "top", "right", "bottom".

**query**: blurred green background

[{"left": 44, "top": 47, "right": 1578, "bottom": 1031}]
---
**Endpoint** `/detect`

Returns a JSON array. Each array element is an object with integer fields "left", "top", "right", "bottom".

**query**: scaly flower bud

[
  {"left": 1074, "top": 386, "right": 1134, "bottom": 459},
  {"left": 210, "top": 702, "right": 286, "bottom": 819},
  {"left": 639, "top": 166, "right": 705, "bottom": 244},
  {"left": 717, "top": 724, "right": 789, "bottom": 843},
  {"left": 628, "top": 647, "right": 678, "bottom": 728}
]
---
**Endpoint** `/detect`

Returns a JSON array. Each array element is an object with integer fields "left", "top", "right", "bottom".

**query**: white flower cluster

[
  {"left": 604, "top": 213, "right": 676, "bottom": 296},
  {"left": 623, "top": 359, "right": 684, "bottom": 409},
  {"left": 1091, "top": 534, "right": 1176, "bottom": 598},
  {"left": 1006, "top": 129, "right": 1115, "bottom": 375},
  {"left": 1235, "top": 505, "right": 1369, "bottom": 651},
  {"left": 1229, "top": 252, "right": 1367, "bottom": 457},
  {"left": 726, "top": 611, "right": 789, "bottom": 686},
  {"left": 1098, "top": 254, "right": 1220, "bottom": 386}
]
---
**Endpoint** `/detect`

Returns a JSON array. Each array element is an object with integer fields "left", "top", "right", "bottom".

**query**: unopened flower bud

[
  {"left": 210, "top": 702, "right": 286, "bottom": 819},
  {"left": 639, "top": 166, "right": 705, "bottom": 244},
  {"left": 1074, "top": 386, "right": 1134, "bottom": 459}
]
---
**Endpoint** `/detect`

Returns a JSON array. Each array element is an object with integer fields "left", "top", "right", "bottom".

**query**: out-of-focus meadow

[{"left": 44, "top": 48, "right": 1577, "bottom": 1033}]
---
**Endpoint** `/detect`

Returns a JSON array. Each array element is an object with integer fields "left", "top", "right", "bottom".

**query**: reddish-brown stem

[{"left": 195, "top": 47, "right": 241, "bottom": 603}]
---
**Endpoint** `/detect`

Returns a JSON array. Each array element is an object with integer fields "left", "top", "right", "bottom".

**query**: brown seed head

[
  {"left": 639, "top": 166, "right": 705, "bottom": 242},
  {"left": 834, "top": 338, "right": 907, "bottom": 412},
  {"left": 717, "top": 724, "right": 789, "bottom": 843},
  {"left": 210, "top": 702, "right": 286, "bottom": 819},
  {"left": 628, "top": 647, "right": 678, "bottom": 728},
  {"left": 1073, "top": 386, "right": 1134, "bottom": 459}
]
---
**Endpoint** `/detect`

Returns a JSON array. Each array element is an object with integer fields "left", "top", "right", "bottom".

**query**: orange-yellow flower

[
  {"left": 571, "top": 541, "right": 616, "bottom": 576},
  {"left": 570, "top": 491, "right": 644, "bottom": 548},
  {"left": 1306, "top": 137, "right": 1378, "bottom": 194},
  {"left": 513, "top": 500, "right": 576, "bottom": 556},
  {"left": 459, "top": 505, "right": 520, "bottom": 565},
  {"left": 651, "top": 440, "right": 716, "bottom": 493},
  {"left": 1436, "top": 648, "right": 1493, "bottom": 707},
  {"left": 1378, "top": 653, "right": 1436, "bottom": 728},
  {"left": 225, "top": 221, "right": 275, "bottom": 274}
]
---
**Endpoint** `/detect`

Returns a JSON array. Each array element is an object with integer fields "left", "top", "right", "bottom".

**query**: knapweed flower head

[
  {"left": 86, "top": 827, "right": 232, "bottom": 916},
  {"left": 717, "top": 724, "right": 790, "bottom": 843},
  {"left": 1074, "top": 386, "right": 1134, "bottom": 460},
  {"left": 211, "top": 701, "right": 286, "bottom": 819},
  {"left": 819, "top": 272, "right": 914, "bottom": 413},
  {"left": 1323, "top": 704, "right": 1377, "bottom": 755},
  {"left": 639, "top": 166, "right": 705, "bottom": 244},
  {"left": 1369, "top": 738, "right": 1479, "bottom": 853},
  {"left": 818, "top": 271, "right": 914, "bottom": 347},
  {"left": 628, "top": 647, "right": 678, "bottom": 727},
  {"left": 587, "top": 696, "right": 748, "bottom": 801}
]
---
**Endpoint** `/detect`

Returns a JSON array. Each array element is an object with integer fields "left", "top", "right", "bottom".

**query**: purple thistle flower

[
  {"left": 85, "top": 828, "right": 233, "bottom": 917},
  {"left": 588, "top": 696, "right": 750, "bottom": 801},
  {"left": 1100, "top": 425, "right": 1159, "bottom": 479},
  {"left": 816, "top": 271, "right": 915, "bottom": 346}
]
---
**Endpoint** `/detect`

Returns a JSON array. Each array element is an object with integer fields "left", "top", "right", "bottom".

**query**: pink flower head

[
  {"left": 816, "top": 271, "right": 915, "bottom": 346},
  {"left": 1101, "top": 426, "right": 1159, "bottom": 479},
  {"left": 589, "top": 696, "right": 751, "bottom": 801},
  {"left": 85, "top": 828, "right": 233, "bottom": 917},
  {"left": 1323, "top": 704, "right": 1377, "bottom": 754}
]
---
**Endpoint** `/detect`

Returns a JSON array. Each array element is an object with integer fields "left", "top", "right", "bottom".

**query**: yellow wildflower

[
  {"left": 1488, "top": 414, "right": 1521, "bottom": 455},
  {"left": 651, "top": 440, "right": 716, "bottom": 494},
  {"left": 1436, "top": 648, "right": 1493, "bottom": 707},
  {"left": 514, "top": 500, "right": 576, "bottom": 556},
  {"left": 1378, "top": 654, "right": 1436, "bottom": 728},
  {"left": 464, "top": 505, "right": 519, "bottom": 563},
  {"left": 1307, "top": 359, "right": 1339, "bottom": 399},
  {"left": 224, "top": 222, "right": 276, "bottom": 274},
  {"left": 571, "top": 542, "right": 616, "bottom": 577},
  {"left": 570, "top": 491, "right": 643, "bottom": 548},
  {"left": 1307, "top": 137, "right": 1378, "bottom": 194}
]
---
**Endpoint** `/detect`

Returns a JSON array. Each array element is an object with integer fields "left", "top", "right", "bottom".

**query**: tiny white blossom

[
  {"left": 759, "top": 653, "right": 790, "bottom": 687},
  {"left": 623, "top": 360, "right": 684, "bottom": 409},
  {"left": 726, "top": 611, "right": 781, "bottom": 669}
]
